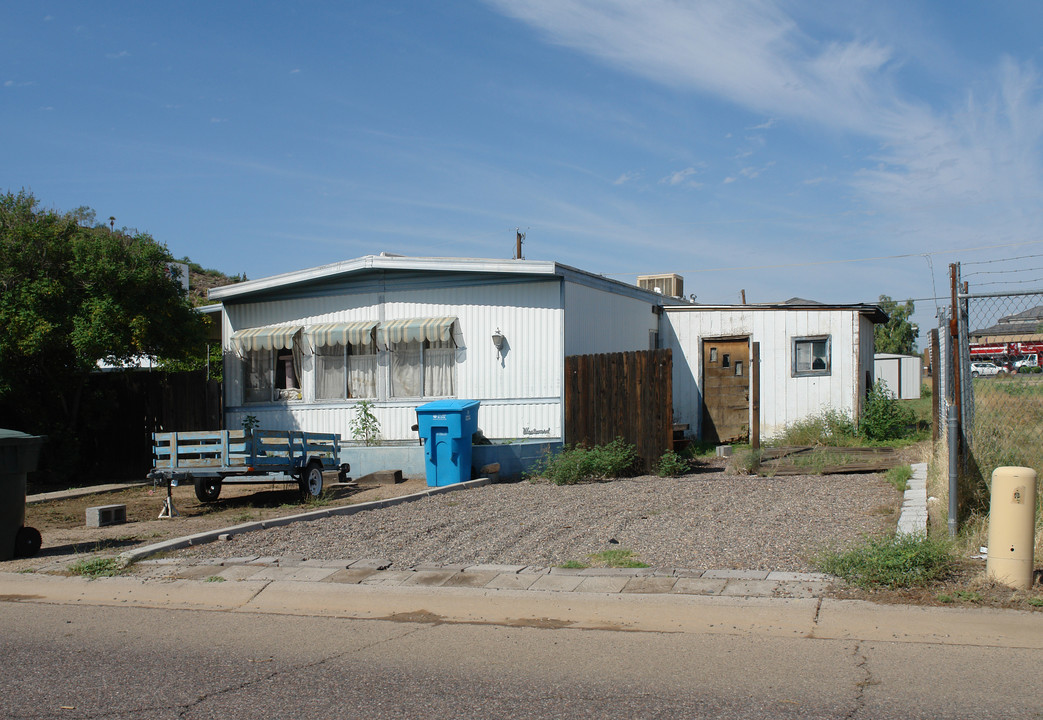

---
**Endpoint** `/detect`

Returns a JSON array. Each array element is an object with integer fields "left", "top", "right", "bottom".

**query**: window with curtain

[
  {"left": 315, "top": 342, "right": 377, "bottom": 399},
  {"left": 390, "top": 339, "right": 455, "bottom": 398},
  {"left": 792, "top": 336, "right": 831, "bottom": 377},
  {"left": 244, "top": 346, "right": 302, "bottom": 402}
]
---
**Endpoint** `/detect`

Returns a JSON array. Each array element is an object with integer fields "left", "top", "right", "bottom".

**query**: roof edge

[
  {"left": 208, "top": 255, "right": 562, "bottom": 301},
  {"left": 665, "top": 302, "right": 888, "bottom": 323}
]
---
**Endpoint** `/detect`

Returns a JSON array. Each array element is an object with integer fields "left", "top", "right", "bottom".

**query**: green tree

[
  {"left": 874, "top": 295, "right": 918, "bottom": 354},
  {"left": 0, "top": 191, "right": 207, "bottom": 443}
]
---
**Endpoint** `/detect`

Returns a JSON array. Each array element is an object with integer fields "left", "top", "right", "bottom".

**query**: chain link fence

[{"left": 950, "top": 286, "right": 1043, "bottom": 524}]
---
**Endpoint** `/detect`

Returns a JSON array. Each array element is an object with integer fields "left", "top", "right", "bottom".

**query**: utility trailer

[{"left": 149, "top": 429, "right": 347, "bottom": 501}]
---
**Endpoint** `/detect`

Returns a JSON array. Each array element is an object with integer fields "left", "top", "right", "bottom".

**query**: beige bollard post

[{"left": 986, "top": 466, "right": 1037, "bottom": 590}]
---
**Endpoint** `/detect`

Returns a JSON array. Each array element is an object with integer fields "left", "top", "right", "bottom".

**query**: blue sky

[{"left": 5, "top": 1, "right": 1043, "bottom": 346}]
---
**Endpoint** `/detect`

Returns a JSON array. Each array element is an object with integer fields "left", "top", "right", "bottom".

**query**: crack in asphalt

[
  {"left": 805, "top": 597, "right": 823, "bottom": 638},
  {"left": 172, "top": 623, "right": 435, "bottom": 720},
  {"left": 29, "top": 623, "right": 436, "bottom": 720},
  {"left": 845, "top": 642, "right": 876, "bottom": 720}
]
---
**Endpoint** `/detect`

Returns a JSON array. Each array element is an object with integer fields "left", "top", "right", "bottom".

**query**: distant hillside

[{"left": 179, "top": 259, "right": 246, "bottom": 306}]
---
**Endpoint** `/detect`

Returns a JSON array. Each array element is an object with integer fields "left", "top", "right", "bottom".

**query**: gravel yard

[{"left": 179, "top": 469, "right": 900, "bottom": 572}]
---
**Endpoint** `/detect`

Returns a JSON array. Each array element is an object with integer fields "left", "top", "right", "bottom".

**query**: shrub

[
  {"left": 68, "top": 557, "right": 124, "bottom": 579},
  {"left": 814, "top": 533, "right": 954, "bottom": 589},
  {"left": 655, "top": 449, "right": 689, "bottom": 477},
  {"left": 860, "top": 380, "right": 915, "bottom": 441},
  {"left": 350, "top": 399, "right": 381, "bottom": 446},
  {"left": 725, "top": 447, "right": 761, "bottom": 475},
  {"left": 529, "top": 438, "right": 640, "bottom": 485},
  {"left": 885, "top": 464, "right": 913, "bottom": 492},
  {"left": 775, "top": 408, "right": 857, "bottom": 446},
  {"left": 587, "top": 549, "right": 649, "bottom": 568}
]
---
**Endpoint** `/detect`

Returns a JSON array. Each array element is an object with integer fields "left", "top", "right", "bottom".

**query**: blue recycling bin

[{"left": 415, "top": 400, "right": 480, "bottom": 487}]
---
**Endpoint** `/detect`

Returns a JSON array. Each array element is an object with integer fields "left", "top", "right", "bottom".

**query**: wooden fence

[
  {"left": 80, "top": 371, "right": 222, "bottom": 480},
  {"left": 564, "top": 349, "right": 673, "bottom": 471}
]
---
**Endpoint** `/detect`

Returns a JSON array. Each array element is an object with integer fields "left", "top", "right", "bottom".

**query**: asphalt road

[{"left": 3, "top": 598, "right": 1040, "bottom": 720}]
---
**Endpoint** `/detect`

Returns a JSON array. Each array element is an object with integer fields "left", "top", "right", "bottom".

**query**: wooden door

[{"left": 702, "top": 338, "right": 750, "bottom": 444}]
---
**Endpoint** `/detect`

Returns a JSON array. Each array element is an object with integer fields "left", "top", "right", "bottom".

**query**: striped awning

[
  {"left": 377, "top": 316, "right": 456, "bottom": 344},
  {"left": 230, "top": 325, "right": 302, "bottom": 353},
  {"left": 304, "top": 320, "right": 378, "bottom": 348}
]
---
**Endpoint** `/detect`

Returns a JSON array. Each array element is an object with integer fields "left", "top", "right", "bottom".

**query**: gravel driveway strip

[{"left": 177, "top": 470, "right": 899, "bottom": 572}]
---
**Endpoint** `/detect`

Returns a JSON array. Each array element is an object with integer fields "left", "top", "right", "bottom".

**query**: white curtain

[
  {"left": 244, "top": 350, "right": 273, "bottom": 403},
  {"left": 348, "top": 353, "right": 378, "bottom": 398},
  {"left": 315, "top": 346, "right": 346, "bottom": 400},
  {"left": 391, "top": 343, "right": 423, "bottom": 397},
  {"left": 425, "top": 347, "right": 455, "bottom": 396}
]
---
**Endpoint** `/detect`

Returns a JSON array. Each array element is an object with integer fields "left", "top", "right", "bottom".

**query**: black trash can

[{"left": 0, "top": 429, "right": 46, "bottom": 561}]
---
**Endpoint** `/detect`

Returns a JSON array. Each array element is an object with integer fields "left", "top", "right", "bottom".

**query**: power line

[
  {"left": 963, "top": 253, "right": 1043, "bottom": 267},
  {"left": 964, "top": 265, "right": 1043, "bottom": 278},
  {"left": 971, "top": 277, "right": 1043, "bottom": 288},
  {"left": 605, "top": 239, "right": 1043, "bottom": 278}
]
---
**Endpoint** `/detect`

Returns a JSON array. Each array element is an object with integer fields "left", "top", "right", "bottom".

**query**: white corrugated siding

[
  {"left": 222, "top": 280, "right": 564, "bottom": 441},
  {"left": 663, "top": 307, "right": 866, "bottom": 439},
  {"left": 873, "top": 352, "right": 921, "bottom": 399},
  {"left": 563, "top": 281, "right": 659, "bottom": 355}
]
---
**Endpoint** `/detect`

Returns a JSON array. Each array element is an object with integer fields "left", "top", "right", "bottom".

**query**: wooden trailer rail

[
  {"left": 150, "top": 429, "right": 344, "bottom": 502},
  {"left": 152, "top": 430, "right": 340, "bottom": 472}
]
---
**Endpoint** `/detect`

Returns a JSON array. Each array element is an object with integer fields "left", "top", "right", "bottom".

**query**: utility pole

[
  {"left": 515, "top": 229, "right": 525, "bottom": 260},
  {"left": 948, "top": 262, "right": 962, "bottom": 536}
]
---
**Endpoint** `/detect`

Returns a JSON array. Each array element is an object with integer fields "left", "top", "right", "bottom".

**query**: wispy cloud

[
  {"left": 738, "top": 162, "right": 775, "bottom": 180},
  {"left": 613, "top": 171, "right": 640, "bottom": 185},
  {"left": 485, "top": 0, "right": 1043, "bottom": 250},
  {"left": 485, "top": 0, "right": 900, "bottom": 135},
  {"left": 748, "top": 118, "right": 776, "bottom": 130},
  {"left": 106, "top": 50, "right": 130, "bottom": 60},
  {"left": 660, "top": 164, "right": 706, "bottom": 188}
]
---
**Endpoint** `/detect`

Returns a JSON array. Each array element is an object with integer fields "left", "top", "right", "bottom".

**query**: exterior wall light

[{"left": 492, "top": 328, "right": 505, "bottom": 355}]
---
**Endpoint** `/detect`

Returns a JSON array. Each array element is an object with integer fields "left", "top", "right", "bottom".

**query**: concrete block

[
  {"left": 440, "top": 571, "right": 499, "bottom": 588},
  {"left": 530, "top": 574, "right": 585, "bottom": 592},
  {"left": 622, "top": 577, "right": 678, "bottom": 594},
  {"left": 465, "top": 564, "right": 527, "bottom": 574},
  {"left": 403, "top": 571, "right": 458, "bottom": 587},
  {"left": 85, "top": 504, "right": 127, "bottom": 528},
  {"left": 672, "top": 577, "right": 727, "bottom": 595},
  {"left": 702, "top": 569, "right": 769, "bottom": 580},
  {"left": 715, "top": 445, "right": 733, "bottom": 457},
  {"left": 358, "top": 470, "right": 403, "bottom": 485},
  {"left": 574, "top": 576, "right": 630, "bottom": 593},
  {"left": 322, "top": 568, "right": 378, "bottom": 584},
  {"left": 484, "top": 573, "right": 540, "bottom": 591},
  {"left": 720, "top": 580, "right": 781, "bottom": 597}
]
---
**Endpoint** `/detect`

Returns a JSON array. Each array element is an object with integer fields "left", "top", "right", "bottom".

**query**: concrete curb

[
  {"left": 897, "top": 462, "right": 928, "bottom": 536},
  {"left": 118, "top": 477, "right": 491, "bottom": 564},
  {"left": 27, "top": 482, "right": 150, "bottom": 505}
]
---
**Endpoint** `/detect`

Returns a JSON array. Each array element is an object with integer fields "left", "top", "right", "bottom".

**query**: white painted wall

[
  {"left": 563, "top": 281, "right": 660, "bottom": 356},
  {"left": 663, "top": 307, "right": 874, "bottom": 440},
  {"left": 874, "top": 353, "right": 922, "bottom": 399}
]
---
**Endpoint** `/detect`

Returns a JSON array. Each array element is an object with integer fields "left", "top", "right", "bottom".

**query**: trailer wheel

[
  {"left": 194, "top": 477, "right": 222, "bottom": 502},
  {"left": 300, "top": 461, "right": 324, "bottom": 499},
  {"left": 14, "top": 526, "right": 41, "bottom": 558}
]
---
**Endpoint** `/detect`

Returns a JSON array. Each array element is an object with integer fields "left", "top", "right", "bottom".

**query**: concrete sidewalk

[
  {"left": 2, "top": 567, "right": 1040, "bottom": 649},
  {"left": 127, "top": 555, "right": 835, "bottom": 599}
]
